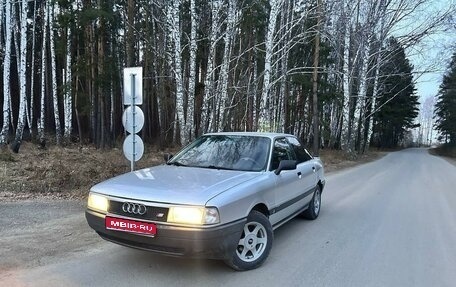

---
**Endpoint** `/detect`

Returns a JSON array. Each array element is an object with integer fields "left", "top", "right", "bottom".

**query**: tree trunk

[
  {"left": 126, "top": 0, "right": 135, "bottom": 66},
  {"left": 98, "top": 0, "right": 106, "bottom": 148},
  {"left": 260, "top": 0, "right": 282, "bottom": 129},
  {"left": 28, "top": 0, "right": 38, "bottom": 139},
  {"left": 340, "top": 1, "right": 352, "bottom": 153},
  {"left": 202, "top": 0, "right": 221, "bottom": 134},
  {"left": 38, "top": 0, "right": 49, "bottom": 145},
  {"left": 0, "top": 0, "right": 13, "bottom": 145},
  {"left": 64, "top": 23, "right": 73, "bottom": 141},
  {"left": 249, "top": 32, "right": 258, "bottom": 131},
  {"left": 217, "top": 0, "right": 236, "bottom": 132},
  {"left": 169, "top": 0, "right": 185, "bottom": 145},
  {"left": 75, "top": 51, "right": 82, "bottom": 145},
  {"left": 365, "top": 0, "right": 387, "bottom": 152},
  {"left": 50, "top": 3, "right": 61, "bottom": 145},
  {"left": 312, "top": 0, "right": 321, "bottom": 156},
  {"left": 13, "top": 0, "right": 30, "bottom": 151},
  {"left": 0, "top": 0, "right": 3, "bottom": 51},
  {"left": 186, "top": 0, "right": 197, "bottom": 140},
  {"left": 354, "top": 34, "right": 372, "bottom": 153},
  {"left": 278, "top": 0, "right": 292, "bottom": 133}
]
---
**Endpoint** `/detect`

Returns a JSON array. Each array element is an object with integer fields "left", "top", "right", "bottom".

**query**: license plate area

[{"left": 105, "top": 216, "right": 157, "bottom": 237}]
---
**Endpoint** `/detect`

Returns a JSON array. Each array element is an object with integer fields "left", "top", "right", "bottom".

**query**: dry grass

[
  {"left": 319, "top": 149, "right": 386, "bottom": 173},
  {"left": 0, "top": 142, "right": 385, "bottom": 201},
  {"left": 429, "top": 144, "right": 456, "bottom": 159},
  {"left": 0, "top": 142, "right": 176, "bottom": 200}
]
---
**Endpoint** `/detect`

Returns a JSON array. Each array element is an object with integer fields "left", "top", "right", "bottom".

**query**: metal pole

[{"left": 131, "top": 73, "right": 136, "bottom": 172}]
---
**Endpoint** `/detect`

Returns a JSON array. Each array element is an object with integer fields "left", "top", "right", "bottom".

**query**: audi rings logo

[{"left": 122, "top": 202, "right": 147, "bottom": 215}]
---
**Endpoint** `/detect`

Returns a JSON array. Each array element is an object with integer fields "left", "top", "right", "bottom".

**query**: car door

[
  {"left": 287, "top": 136, "right": 317, "bottom": 201},
  {"left": 269, "top": 137, "right": 314, "bottom": 227}
]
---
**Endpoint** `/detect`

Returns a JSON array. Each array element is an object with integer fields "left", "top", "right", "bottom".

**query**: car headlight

[
  {"left": 167, "top": 206, "right": 220, "bottom": 225},
  {"left": 88, "top": 193, "right": 109, "bottom": 213}
]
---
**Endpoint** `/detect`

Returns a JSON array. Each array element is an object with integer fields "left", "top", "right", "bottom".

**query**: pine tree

[
  {"left": 372, "top": 37, "right": 419, "bottom": 148},
  {"left": 435, "top": 51, "right": 456, "bottom": 145}
]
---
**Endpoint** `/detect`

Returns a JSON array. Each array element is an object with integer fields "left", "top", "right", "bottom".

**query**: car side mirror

[
  {"left": 163, "top": 153, "right": 173, "bottom": 162},
  {"left": 274, "top": 160, "right": 297, "bottom": 175}
]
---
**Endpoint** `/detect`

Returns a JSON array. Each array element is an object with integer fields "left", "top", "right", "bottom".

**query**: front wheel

[
  {"left": 224, "top": 210, "right": 273, "bottom": 271},
  {"left": 302, "top": 186, "right": 321, "bottom": 220}
]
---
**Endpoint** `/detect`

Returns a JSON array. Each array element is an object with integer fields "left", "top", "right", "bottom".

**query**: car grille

[{"left": 108, "top": 200, "right": 169, "bottom": 222}]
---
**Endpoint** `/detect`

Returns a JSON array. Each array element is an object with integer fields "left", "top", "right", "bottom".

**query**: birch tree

[
  {"left": 186, "top": 0, "right": 197, "bottom": 141},
  {"left": 217, "top": 0, "right": 237, "bottom": 131},
  {"left": 202, "top": 0, "right": 222, "bottom": 134},
  {"left": 349, "top": 0, "right": 452, "bottom": 152},
  {"left": 339, "top": 0, "right": 354, "bottom": 153},
  {"left": 418, "top": 96, "right": 435, "bottom": 146},
  {"left": 50, "top": 3, "right": 62, "bottom": 144},
  {"left": 274, "top": 0, "right": 291, "bottom": 132},
  {"left": 364, "top": 0, "right": 387, "bottom": 152},
  {"left": 259, "top": 0, "right": 283, "bottom": 129},
  {"left": 0, "top": 0, "right": 3, "bottom": 51},
  {"left": 12, "top": 0, "right": 30, "bottom": 151},
  {"left": 27, "top": 0, "right": 38, "bottom": 138},
  {"left": 0, "top": 0, "right": 453, "bottom": 151},
  {"left": 352, "top": 4, "right": 376, "bottom": 153},
  {"left": 38, "top": 0, "right": 49, "bottom": 145},
  {"left": 64, "top": 8, "right": 73, "bottom": 141},
  {"left": 0, "top": 0, "right": 12, "bottom": 145},
  {"left": 167, "top": 0, "right": 186, "bottom": 144}
]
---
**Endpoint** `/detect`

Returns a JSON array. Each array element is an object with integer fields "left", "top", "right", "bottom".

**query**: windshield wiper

[
  {"left": 167, "top": 161, "right": 187, "bottom": 167},
  {"left": 202, "top": 165, "right": 235, "bottom": 171}
]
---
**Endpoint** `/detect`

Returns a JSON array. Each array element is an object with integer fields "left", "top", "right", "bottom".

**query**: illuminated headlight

[
  {"left": 87, "top": 193, "right": 109, "bottom": 213},
  {"left": 167, "top": 206, "right": 220, "bottom": 225}
]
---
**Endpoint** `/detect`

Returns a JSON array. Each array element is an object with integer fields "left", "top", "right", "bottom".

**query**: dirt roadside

[
  {"left": 0, "top": 199, "right": 104, "bottom": 272},
  {"left": 0, "top": 143, "right": 386, "bottom": 274},
  {"left": 428, "top": 147, "right": 456, "bottom": 167}
]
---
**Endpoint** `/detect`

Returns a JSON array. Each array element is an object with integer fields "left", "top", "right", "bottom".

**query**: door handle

[
  {"left": 312, "top": 166, "right": 316, "bottom": 172},
  {"left": 297, "top": 172, "right": 302, "bottom": 178}
]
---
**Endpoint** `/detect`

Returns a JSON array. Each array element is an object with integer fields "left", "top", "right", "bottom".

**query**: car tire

[
  {"left": 224, "top": 210, "right": 273, "bottom": 271},
  {"left": 302, "top": 186, "right": 321, "bottom": 220}
]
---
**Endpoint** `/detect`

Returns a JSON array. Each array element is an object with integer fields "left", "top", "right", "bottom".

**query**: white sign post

[
  {"left": 122, "top": 106, "right": 144, "bottom": 134},
  {"left": 123, "top": 67, "right": 143, "bottom": 105},
  {"left": 122, "top": 67, "right": 144, "bottom": 171}
]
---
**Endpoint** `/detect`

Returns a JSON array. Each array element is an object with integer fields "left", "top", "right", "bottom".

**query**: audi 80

[{"left": 86, "top": 132, "right": 325, "bottom": 270}]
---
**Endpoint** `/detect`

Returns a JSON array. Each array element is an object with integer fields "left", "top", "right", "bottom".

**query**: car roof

[{"left": 203, "top": 131, "right": 295, "bottom": 140}]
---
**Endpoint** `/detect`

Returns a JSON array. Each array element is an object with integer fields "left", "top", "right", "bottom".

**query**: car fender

[{"left": 205, "top": 172, "right": 276, "bottom": 224}]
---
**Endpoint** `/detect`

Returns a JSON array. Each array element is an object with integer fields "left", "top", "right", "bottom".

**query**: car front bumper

[{"left": 85, "top": 209, "right": 245, "bottom": 260}]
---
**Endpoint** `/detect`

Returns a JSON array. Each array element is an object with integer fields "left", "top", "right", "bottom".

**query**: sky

[
  {"left": 395, "top": 0, "right": 455, "bottom": 143},
  {"left": 403, "top": 0, "right": 455, "bottom": 100},
  {"left": 410, "top": 33, "right": 454, "bottom": 99},
  {"left": 407, "top": 31, "right": 453, "bottom": 143}
]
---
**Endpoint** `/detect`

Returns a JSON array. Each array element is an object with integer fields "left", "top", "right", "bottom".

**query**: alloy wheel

[{"left": 236, "top": 221, "right": 268, "bottom": 262}]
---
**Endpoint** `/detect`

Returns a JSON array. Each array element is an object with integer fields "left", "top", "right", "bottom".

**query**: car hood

[{"left": 91, "top": 165, "right": 261, "bottom": 205}]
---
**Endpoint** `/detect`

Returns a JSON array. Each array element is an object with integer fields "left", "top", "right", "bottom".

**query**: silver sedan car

[{"left": 86, "top": 132, "right": 325, "bottom": 270}]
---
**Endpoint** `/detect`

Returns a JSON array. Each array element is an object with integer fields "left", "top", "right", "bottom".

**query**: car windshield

[{"left": 169, "top": 135, "right": 271, "bottom": 172}]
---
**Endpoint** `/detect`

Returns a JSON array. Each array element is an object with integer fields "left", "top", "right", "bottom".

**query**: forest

[
  {"left": 0, "top": 0, "right": 454, "bottom": 154},
  {"left": 435, "top": 50, "right": 456, "bottom": 146}
]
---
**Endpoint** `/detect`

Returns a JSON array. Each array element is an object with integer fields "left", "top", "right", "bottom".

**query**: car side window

[
  {"left": 270, "top": 138, "right": 296, "bottom": 171},
  {"left": 286, "top": 137, "right": 312, "bottom": 164}
]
